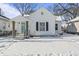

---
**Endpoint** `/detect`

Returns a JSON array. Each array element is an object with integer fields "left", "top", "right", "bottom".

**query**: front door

[{"left": 21, "top": 21, "right": 28, "bottom": 34}]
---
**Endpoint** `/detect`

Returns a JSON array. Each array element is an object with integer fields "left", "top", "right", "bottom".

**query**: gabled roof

[
  {"left": 29, "top": 7, "right": 58, "bottom": 21},
  {"left": 56, "top": 16, "right": 62, "bottom": 21},
  {"left": 30, "top": 7, "right": 57, "bottom": 17},
  {"left": 12, "top": 15, "right": 30, "bottom": 22},
  {"left": 12, "top": 8, "right": 62, "bottom": 22},
  {"left": 0, "top": 15, "right": 10, "bottom": 21}
]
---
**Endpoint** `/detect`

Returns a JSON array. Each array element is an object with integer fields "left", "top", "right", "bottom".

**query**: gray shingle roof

[{"left": 0, "top": 15, "right": 10, "bottom": 21}]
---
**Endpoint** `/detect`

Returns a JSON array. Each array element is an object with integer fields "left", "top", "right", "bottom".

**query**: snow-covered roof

[
  {"left": 11, "top": 15, "right": 30, "bottom": 22},
  {"left": 68, "top": 17, "right": 79, "bottom": 23},
  {"left": 56, "top": 16, "right": 62, "bottom": 21},
  {"left": 0, "top": 15, "right": 10, "bottom": 21}
]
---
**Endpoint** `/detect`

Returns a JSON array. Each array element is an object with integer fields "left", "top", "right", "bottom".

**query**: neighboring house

[
  {"left": 66, "top": 17, "right": 79, "bottom": 34},
  {"left": 0, "top": 15, "right": 10, "bottom": 32},
  {"left": 11, "top": 8, "right": 62, "bottom": 37},
  {"left": 61, "top": 21, "right": 68, "bottom": 32}
]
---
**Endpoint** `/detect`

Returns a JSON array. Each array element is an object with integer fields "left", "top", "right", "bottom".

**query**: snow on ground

[
  {"left": 0, "top": 42, "right": 15, "bottom": 56},
  {"left": 1, "top": 41, "right": 79, "bottom": 56},
  {"left": 0, "top": 33, "right": 79, "bottom": 56}
]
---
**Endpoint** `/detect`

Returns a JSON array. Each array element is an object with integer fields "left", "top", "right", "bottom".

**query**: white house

[
  {"left": 11, "top": 15, "right": 30, "bottom": 34},
  {"left": 65, "top": 17, "right": 79, "bottom": 34},
  {"left": 0, "top": 15, "right": 10, "bottom": 32},
  {"left": 11, "top": 8, "right": 62, "bottom": 37}
]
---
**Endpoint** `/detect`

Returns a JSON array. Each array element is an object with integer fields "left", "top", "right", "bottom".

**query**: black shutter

[
  {"left": 55, "top": 24, "right": 58, "bottom": 30},
  {"left": 46, "top": 22, "right": 48, "bottom": 31},
  {"left": 36, "top": 22, "right": 38, "bottom": 31}
]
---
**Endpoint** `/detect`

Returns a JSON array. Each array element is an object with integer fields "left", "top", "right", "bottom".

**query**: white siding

[
  {"left": 0, "top": 19, "right": 10, "bottom": 31},
  {"left": 11, "top": 15, "right": 30, "bottom": 34},
  {"left": 11, "top": 8, "right": 62, "bottom": 36},
  {"left": 29, "top": 8, "right": 57, "bottom": 36},
  {"left": 55, "top": 21, "right": 62, "bottom": 34}
]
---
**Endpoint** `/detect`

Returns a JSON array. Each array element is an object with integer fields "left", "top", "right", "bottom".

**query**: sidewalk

[{"left": 0, "top": 33, "right": 79, "bottom": 42}]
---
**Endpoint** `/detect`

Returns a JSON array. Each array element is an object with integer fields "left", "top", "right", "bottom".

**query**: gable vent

[{"left": 41, "top": 11, "right": 44, "bottom": 15}]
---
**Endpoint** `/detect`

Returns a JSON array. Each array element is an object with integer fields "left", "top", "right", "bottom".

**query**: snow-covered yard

[
  {"left": 0, "top": 41, "right": 79, "bottom": 56},
  {"left": 0, "top": 33, "right": 79, "bottom": 56}
]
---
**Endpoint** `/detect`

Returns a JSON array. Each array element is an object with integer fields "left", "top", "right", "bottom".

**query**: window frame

[
  {"left": 36, "top": 22, "right": 49, "bottom": 31},
  {"left": 40, "top": 22, "right": 45, "bottom": 31}
]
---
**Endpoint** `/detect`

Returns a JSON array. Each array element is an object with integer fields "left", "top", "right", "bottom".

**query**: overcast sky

[
  {"left": 0, "top": 3, "right": 20, "bottom": 18},
  {"left": 0, "top": 3, "right": 54, "bottom": 19}
]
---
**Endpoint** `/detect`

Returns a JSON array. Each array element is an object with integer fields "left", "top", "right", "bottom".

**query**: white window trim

[{"left": 36, "top": 22, "right": 48, "bottom": 31}]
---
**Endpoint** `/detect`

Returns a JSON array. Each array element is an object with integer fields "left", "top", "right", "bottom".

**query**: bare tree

[
  {"left": 58, "top": 3, "right": 78, "bottom": 20},
  {"left": 10, "top": 3, "right": 37, "bottom": 16},
  {"left": 48, "top": 3, "right": 79, "bottom": 21}
]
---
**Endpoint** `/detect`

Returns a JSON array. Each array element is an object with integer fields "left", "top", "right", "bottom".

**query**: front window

[
  {"left": 36, "top": 22, "right": 48, "bottom": 31},
  {"left": 3, "top": 23, "right": 6, "bottom": 30},
  {"left": 40, "top": 22, "right": 45, "bottom": 31},
  {"left": 3, "top": 26, "right": 6, "bottom": 29},
  {"left": 8, "top": 24, "right": 10, "bottom": 27}
]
